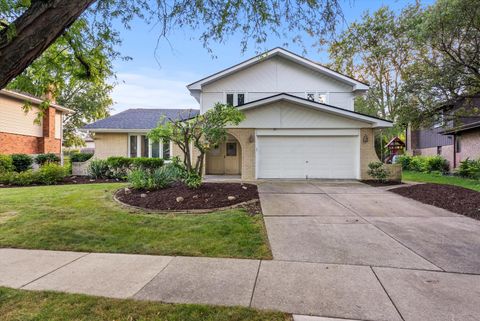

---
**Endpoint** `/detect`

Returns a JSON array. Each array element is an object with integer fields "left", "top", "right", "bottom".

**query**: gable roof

[
  {"left": 236, "top": 93, "right": 392, "bottom": 128},
  {"left": 0, "top": 89, "right": 74, "bottom": 114},
  {"left": 83, "top": 108, "right": 199, "bottom": 132},
  {"left": 187, "top": 47, "right": 369, "bottom": 92}
]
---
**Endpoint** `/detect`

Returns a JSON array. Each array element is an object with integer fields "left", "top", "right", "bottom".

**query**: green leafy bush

[
  {"left": 395, "top": 155, "right": 449, "bottom": 173},
  {"left": 106, "top": 157, "right": 133, "bottom": 178},
  {"left": 0, "top": 170, "right": 38, "bottom": 186},
  {"left": 128, "top": 164, "right": 181, "bottom": 190},
  {"left": 0, "top": 155, "right": 14, "bottom": 173},
  {"left": 131, "top": 157, "right": 164, "bottom": 173},
  {"left": 11, "top": 154, "right": 33, "bottom": 172},
  {"left": 367, "top": 162, "right": 390, "bottom": 182},
  {"left": 457, "top": 158, "right": 480, "bottom": 179},
  {"left": 36, "top": 163, "right": 67, "bottom": 185},
  {"left": 184, "top": 171, "right": 202, "bottom": 189},
  {"left": 35, "top": 153, "right": 60, "bottom": 165},
  {"left": 88, "top": 159, "right": 110, "bottom": 179},
  {"left": 70, "top": 152, "right": 94, "bottom": 163}
]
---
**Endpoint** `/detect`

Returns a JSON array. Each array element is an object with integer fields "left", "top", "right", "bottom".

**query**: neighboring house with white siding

[
  {"left": 0, "top": 89, "right": 73, "bottom": 155},
  {"left": 84, "top": 47, "right": 394, "bottom": 180}
]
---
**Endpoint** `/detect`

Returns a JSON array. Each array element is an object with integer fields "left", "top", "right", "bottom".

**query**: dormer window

[{"left": 225, "top": 92, "right": 246, "bottom": 106}]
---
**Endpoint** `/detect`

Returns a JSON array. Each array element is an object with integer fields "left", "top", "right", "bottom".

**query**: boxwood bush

[
  {"left": 70, "top": 152, "right": 94, "bottom": 163},
  {"left": 35, "top": 153, "right": 60, "bottom": 165},
  {"left": 0, "top": 163, "right": 67, "bottom": 186},
  {"left": 88, "top": 157, "right": 165, "bottom": 179},
  {"left": 0, "top": 155, "right": 14, "bottom": 173},
  {"left": 11, "top": 154, "right": 33, "bottom": 172}
]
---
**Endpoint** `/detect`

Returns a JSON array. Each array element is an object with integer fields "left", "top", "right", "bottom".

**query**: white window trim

[
  {"left": 224, "top": 91, "right": 247, "bottom": 106},
  {"left": 128, "top": 133, "right": 172, "bottom": 160}
]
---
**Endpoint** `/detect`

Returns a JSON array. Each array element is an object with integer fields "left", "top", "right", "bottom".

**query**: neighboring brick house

[
  {"left": 406, "top": 94, "right": 480, "bottom": 169},
  {"left": 0, "top": 89, "right": 73, "bottom": 155}
]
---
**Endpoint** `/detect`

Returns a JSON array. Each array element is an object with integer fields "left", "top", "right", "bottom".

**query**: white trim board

[{"left": 187, "top": 48, "right": 369, "bottom": 92}]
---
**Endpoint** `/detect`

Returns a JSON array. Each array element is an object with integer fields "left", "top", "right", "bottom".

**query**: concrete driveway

[{"left": 258, "top": 180, "right": 480, "bottom": 321}]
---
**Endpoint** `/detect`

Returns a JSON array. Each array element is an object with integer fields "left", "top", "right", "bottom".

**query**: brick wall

[
  {"left": 1, "top": 103, "right": 61, "bottom": 155},
  {"left": 0, "top": 132, "right": 40, "bottom": 154},
  {"left": 459, "top": 130, "right": 480, "bottom": 161}
]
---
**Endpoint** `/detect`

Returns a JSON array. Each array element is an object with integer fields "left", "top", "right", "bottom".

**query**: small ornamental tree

[{"left": 148, "top": 103, "right": 245, "bottom": 180}]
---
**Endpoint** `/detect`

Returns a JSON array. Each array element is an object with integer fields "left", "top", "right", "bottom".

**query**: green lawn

[
  {"left": 0, "top": 183, "right": 271, "bottom": 259},
  {"left": 402, "top": 170, "right": 480, "bottom": 192},
  {"left": 0, "top": 287, "right": 289, "bottom": 321}
]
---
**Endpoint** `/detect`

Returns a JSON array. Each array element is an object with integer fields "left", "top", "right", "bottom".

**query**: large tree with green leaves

[
  {"left": 400, "top": 0, "right": 480, "bottom": 128},
  {"left": 0, "top": 0, "right": 344, "bottom": 89},
  {"left": 328, "top": 5, "right": 421, "bottom": 120}
]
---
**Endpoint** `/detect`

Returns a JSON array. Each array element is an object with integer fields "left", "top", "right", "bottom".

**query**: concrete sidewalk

[{"left": 2, "top": 248, "right": 480, "bottom": 321}]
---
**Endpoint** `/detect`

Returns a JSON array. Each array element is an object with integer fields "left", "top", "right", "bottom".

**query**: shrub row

[
  {"left": 128, "top": 163, "right": 185, "bottom": 190},
  {"left": 0, "top": 153, "right": 60, "bottom": 173},
  {"left": 88, "top": 157, "right": 165, "bottom": 179},
  {"left": 395, "top": 155, "right": 449, "bottom": 173},
  {"left": 457, "top": 158, "right": 480, "bottom": 179},
  {"left": 70, "top": 152, "right": 94, "bottom": 163},
  {"left": 0, "top": 163, "right": 67, "bottom": 186}
]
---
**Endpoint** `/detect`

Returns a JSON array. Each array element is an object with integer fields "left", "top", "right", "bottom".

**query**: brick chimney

[{"left": 38, "top": 85, "right": 60, "bottom": 154}]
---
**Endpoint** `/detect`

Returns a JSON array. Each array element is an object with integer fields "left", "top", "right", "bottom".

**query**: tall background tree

[{"left": 0, "top": 0, "right": 344, "bottom": 89}]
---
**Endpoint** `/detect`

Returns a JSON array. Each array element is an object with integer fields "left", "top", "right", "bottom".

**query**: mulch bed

[
  {"left": 116, "top": 182, "right": 259, "bottom": 211},
  {"left": 390, "top": 183, "right": 480, "bottom": 220},
  {"left": 0, "top": 176, "right": 124, "bottom": 188},
  {"left": 361, "top": 180, "right": 403, "bottom": 187}
]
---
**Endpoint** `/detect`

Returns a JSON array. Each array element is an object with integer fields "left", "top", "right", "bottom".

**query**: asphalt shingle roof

[{"left": 83, "top": 108, "right": 199, "bottom": 130}]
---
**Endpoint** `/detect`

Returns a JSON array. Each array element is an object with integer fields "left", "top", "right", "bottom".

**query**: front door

[
  {"left": 225, "top": 141, "right": 240, "bottom": 174},
  {"left": 206, "top": 144, "right": 225, "bottom": 174}
]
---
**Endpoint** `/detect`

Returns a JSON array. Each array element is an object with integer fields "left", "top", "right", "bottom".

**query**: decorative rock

[
  {"left": 176, "top": 196, "right": 184, "bottom": 203},
  {"left": 242, "top": 186, "right": 248, "bottom": 190},
  {"left": 89, "top": 179, "right": 95, "bottom": 182},
  {"left": 192, "top": 195, "right": 199, "bottom": 199},
  {"left": 124, "top": 187, "right": 131, "bottom": 194},
  {"left": 140, "top": 193, "right": 147, "bottom": 198},
  {"left": 227, "top": 196, "right": 236, "bottom": 201}
]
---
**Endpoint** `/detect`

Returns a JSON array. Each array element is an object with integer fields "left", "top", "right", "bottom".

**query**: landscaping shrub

[
  {"left": 395, "top": 155, "right": 449, "bottom": 173},
  {"left": 128, "top": 163, "right": 181, "bottom": 190},
  {"left": 37, "top": 163, "right": 67, "bottom": 185},
  {"left": 367, "top": 162, "right": 390, "bottom": 182},
  {"left": 184, "top": 171, "right": 202, "bottom": 189},
  {"left": 0, "top": 170, "right": 37, "bottom": 186},
  {"left": 88, "top": 159, "right": 110, "bottom": 179},
  {"left": 70, "top": 152, "right": 94, "bottom": 163},
  {"left": 457, "top": 158, "right": 480, "bottom": 179},
  {"left": 131, "top": 157, "right": 164, "bottom": 173},
  {"left": 106, "top": 157, "right": 133, "bottom": 178},
  {"left": 11, "top": 154, "right": 33, "bottom": 172},
  {"left": 35, "top": 153, "right": 60, "bottom": 165},
  {"left": 0, "top": 155, "right": 14, "bottom": 173}
]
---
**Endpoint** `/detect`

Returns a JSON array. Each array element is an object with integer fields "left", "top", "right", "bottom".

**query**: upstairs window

[
  {"left": 237, "top": 93, "right": 245, "bottom": 106},
  {"left": 226, "top": 93, "right": 234, "bottom": 106},
  {"left": 225, "top": 92, "right": 246, "bottom": 106}
]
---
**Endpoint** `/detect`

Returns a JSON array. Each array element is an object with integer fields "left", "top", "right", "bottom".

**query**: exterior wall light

[{"left": 363, "top": 134, "right": 369, "bottom": 143}]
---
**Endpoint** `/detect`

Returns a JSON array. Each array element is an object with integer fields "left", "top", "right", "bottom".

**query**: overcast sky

[{"left": 110, "top": 0, "right": 434, "bottom": 114}]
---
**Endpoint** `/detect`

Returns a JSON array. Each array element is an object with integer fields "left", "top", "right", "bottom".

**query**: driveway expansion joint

[{"left": 370, "top": 266, "right": 406, "bottom": 321}]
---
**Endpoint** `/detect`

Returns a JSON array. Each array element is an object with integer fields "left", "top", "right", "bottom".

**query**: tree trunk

[{"left": 0, "top": 0, "right": 96, "bottom": 89}]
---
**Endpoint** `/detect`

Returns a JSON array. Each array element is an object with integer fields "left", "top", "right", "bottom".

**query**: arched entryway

[{"left": 206, "top": 134, "right": 242, "bottom": 175}]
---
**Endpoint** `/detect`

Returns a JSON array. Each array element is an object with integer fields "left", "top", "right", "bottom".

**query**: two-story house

[
  {"left": 406, "top": 94, "right": 480, "bottom": 169},
  {"left": 84, "top": 48, "right": 393, "bottom": 180},
  {"left": 0, "top": 89, "right": 73, "bottom": 155}
]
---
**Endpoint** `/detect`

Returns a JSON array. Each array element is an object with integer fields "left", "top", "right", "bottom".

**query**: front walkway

[{"left": 1, "top": 181, "right": 480, "bottom": 321}]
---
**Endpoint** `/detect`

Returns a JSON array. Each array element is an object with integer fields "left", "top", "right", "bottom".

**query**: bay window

[{"left": 128, "top": 134, "right": 171, "bottom": 159}]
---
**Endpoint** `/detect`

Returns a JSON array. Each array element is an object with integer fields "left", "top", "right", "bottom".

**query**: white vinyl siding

[
  {"left": 0, "top": 95, "right": 43, "bottom": 137},
  {"left": 201, "top": 56, "right": 355, "bottom": 112},
  {"left": 54, "top": 111, "right": 62, "bottom": 139}
]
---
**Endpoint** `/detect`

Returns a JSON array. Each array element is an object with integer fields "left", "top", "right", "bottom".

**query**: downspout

[{"left": 453, "top": 135, "right": 456, "bottom": 169}]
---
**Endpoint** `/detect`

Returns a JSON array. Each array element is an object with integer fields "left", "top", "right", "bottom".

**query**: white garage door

[{"left": 257, "top": 136, "right": 359, "bottom": 179}]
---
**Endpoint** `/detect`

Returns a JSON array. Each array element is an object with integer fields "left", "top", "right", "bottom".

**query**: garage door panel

[{"left": 257, "top": 136, "right": 358, "bottom": 179}]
